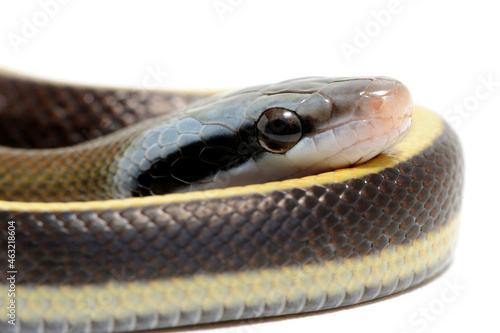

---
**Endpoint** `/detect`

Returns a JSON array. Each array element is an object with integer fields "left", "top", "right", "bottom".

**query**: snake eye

[{"left": 256, "top": 108, "right": 302, "bottom": 153}]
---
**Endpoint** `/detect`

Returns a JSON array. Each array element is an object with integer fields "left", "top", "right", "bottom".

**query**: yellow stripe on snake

[{"left": 0, "top": 73, "right": 463, "bottom": 333}]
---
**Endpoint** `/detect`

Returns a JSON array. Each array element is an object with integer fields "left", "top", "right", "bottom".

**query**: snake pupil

[
  {"left": 256, "top": 108, "right": 302, "bottom": 153},
  {"left": 268, "top": 119, "right": 288, "bottom": 134}
]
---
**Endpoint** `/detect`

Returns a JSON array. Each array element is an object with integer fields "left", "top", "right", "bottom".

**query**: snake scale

[{"left": 0, "top": 71, "right": 463, "bottom": 333}]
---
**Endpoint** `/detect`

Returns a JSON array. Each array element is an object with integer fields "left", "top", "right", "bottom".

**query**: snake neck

[{"left": 0, "top": 126, "right": 145, "bottom": 202}]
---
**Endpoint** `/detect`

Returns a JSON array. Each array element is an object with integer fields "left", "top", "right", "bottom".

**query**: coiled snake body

[{"left": 0, "top": 72, "right": 463, "bottom": 333}]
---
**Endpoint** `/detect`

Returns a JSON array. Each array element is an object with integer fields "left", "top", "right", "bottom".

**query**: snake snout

[
  {"left": 361, "top": 77, "right": 413, "bottom": 118},
  {"left": 299, "top": 77, "right": 414, "bottom": 170},
  {"left": 346, "top": 77, "right": 414, "bottom": 165},
  {"left": 362, "top": 76, "right": 414, "bottom": 138}
]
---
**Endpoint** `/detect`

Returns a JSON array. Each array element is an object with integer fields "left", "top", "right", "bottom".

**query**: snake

[{"left": 0, "top": 70, "right": 463, "bottom": 333}]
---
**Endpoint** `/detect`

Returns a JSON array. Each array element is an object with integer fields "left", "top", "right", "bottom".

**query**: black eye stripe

[{"left": 256, "top": 108, "right": 302, "bottom": 154}]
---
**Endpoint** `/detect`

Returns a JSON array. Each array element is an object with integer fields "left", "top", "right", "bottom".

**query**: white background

[{"left": 1, "top": 1, "right": 498, "bottom": 333}]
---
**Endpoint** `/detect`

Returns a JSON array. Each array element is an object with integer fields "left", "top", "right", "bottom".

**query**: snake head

[
  {"left": 115, "top": 76, "right": 413, "bottom": 197},
  {"left": 224, "top": 76, "right": 414, "bottom": 184}
]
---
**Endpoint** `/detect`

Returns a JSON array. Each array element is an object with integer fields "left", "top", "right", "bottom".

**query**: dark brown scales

[{"left": 0, "top": 73, "right": 207, "bottom": 148}]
